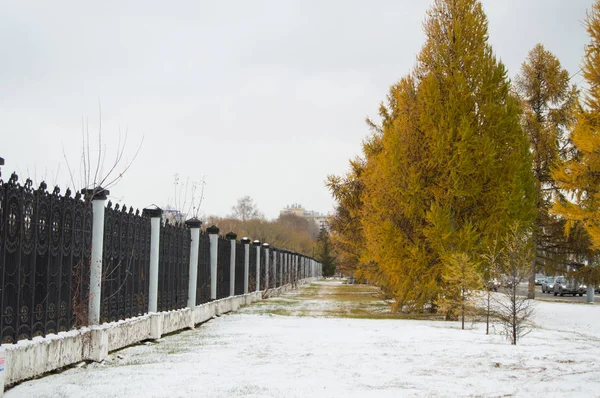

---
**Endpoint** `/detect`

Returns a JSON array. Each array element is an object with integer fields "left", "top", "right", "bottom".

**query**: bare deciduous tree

[
  {"left": 164, "top": 173, "right": 206, "bottom": 224},
  {"left": 495, "top": 223, "right": 535, "bottom": 345},
  {"left": 63, "top": 106, "right": 143, "bottom": 200},
  {"left": 229, "top": 196, "right": 264, "bottom": 222},
  {"left": 480, "top": 234, "right": 501, "bottom": 336},
  {"left": 61, "top": 107, "right": 143, "bottom": 325}
]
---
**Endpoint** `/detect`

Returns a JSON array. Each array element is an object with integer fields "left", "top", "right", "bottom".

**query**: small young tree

[
  {"left": 61, "top": 109, "right": 143, "bottom": 326},
  {"left": 63, "top": 108, "right": 143, "bottom": 200},
  {"left": 480, "top": 236, "right": 501, "bottom": 335},
  {"left": 496, "top": 224, "right": 535, "bottom": 345},
  {"left": 436, "top": 252, "right": 481, "bottom": 329},
  {"left": 164, "top": 173, "right": 206, "bottom": 225}
]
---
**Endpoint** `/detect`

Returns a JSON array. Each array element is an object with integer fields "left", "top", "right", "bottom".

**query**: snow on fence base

[{"left": 0, "top": 282, "right": 308, "bottom": 388}]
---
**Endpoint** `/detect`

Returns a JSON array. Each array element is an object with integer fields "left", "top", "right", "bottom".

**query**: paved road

[{"left": 516, "top": 283, "right": 600, "bottom": 303}]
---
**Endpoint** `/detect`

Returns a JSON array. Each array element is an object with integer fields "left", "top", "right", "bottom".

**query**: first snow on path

[{"left": 7, "top": 281, "right": 600, "bottom": 398}]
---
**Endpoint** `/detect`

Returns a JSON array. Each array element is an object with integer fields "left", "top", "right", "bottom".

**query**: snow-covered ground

[{"left": 7, "top": 281, "right": 600, "bottom": 397}]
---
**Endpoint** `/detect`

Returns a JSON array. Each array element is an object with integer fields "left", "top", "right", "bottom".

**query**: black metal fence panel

[
  {"left": 279, "top": 252, "right": 285, "bottom": 287},
  {"left": 157, "top": 222, "right": 190, "bottom": 312},
  {"left": 216, "top": 237, "right": 231, "bottom": 299},
  {"left": 0, "top": 175, "right": 92, "bottom": 344},
  {"left": 0, "top": 171, "right": 318, "bottom": 345},
  {"left": 248, "top": 246, "right": 257, "bottom": 293},
  {"left": 234, "top": 242, "right": 245, "bottom": 295},
  {"left": 275, "top": 251, "right": 280, "bottom": 288},
  {"left": 196, "top": 232, "right": 211, "bottom": 305},
  {"left": 100, "top": 203, "right": 151, "bottom": 323},
  {"left": 269, "top": 251, "right": 276, "bottom": 289},
  {"left": 259, "top": 248, "right": 267, "bottom": 289}
]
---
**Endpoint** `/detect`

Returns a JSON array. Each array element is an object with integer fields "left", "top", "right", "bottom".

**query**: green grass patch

[{"left": 248, "top": 281, "right": 445, "bottom": 321}]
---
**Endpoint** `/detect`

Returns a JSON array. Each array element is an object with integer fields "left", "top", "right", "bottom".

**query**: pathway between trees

[{"left": 8, "top": 281, "right": 600, "bottom": 397}]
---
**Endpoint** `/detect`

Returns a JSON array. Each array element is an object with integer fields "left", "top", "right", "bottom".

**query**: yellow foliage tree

[
  {"left": 552, "top": 0, "right": 600, "bottom": 250},
  {"left": 515, "top": 44, "right": 578, "bottom": 298},
  {"left": 436, "top": 251, "right": 482, "bottom": 329},
  {"left": 357, "top": 0, "right": 534, "bottom": 312}
]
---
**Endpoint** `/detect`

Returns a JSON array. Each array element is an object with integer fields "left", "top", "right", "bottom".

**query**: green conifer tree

[
  {"left": 515, "top": 44, "right": 578, "bottom": 298},
  {"left": 359, "top": 0, "right": 535, "bottom": 312}
]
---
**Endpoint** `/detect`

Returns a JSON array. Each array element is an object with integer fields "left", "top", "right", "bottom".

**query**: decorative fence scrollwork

[
  {"left": 101, "top": 202, "right": 151, "bottom": 323},
  {"left": 196, "top": 232, "right": 211, "bottom": 305},
  {"left": 157, "top": 222, "right": 190, "bottom": 312},
  {"left": 0, "top": 172, "right": 320, "bottom": 346},
  {"left": 234, "top": 242, "right": 245, "bottom": 295},
  {"left": 0, "top": 173, "right": 92, "bottom": 344},
  {"left": 216, "top": 236, "right": 231, "bottom": 299},
  {"left": 260, "top": 247, "right": 267, "bottom": 289},
  {"left": 248, "top": 246, "right": 257, "bottom": 293}
]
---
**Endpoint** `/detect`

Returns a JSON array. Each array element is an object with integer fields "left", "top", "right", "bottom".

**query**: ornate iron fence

[
  {"left": 279, "top": 251, "right": 285, "bottom": 287},
  {"left": 274, "top": 251, "right": 280, "bottom": 288},
  {"left": 0, "top": 171, "right": 319, "bottom": 345},
  {"left": 234, "top": 242, "right": 245, "bottom": 295},
  {"left": 196, "top": 232, "right": 211, "bottom": 305},
  {"left": 259, "top": 247, "right": 267, "bottom": 289},
  {"left": 100, "top": 203, "right": 151, "bottom": 323},
  {"left": 0, "top": 174, "right": 92, "bottom": 344},
  {"left": 216, "top": 236, "right": 231, "bottom": 299},
  {"left": 248, "top": 246, "right": 257, "bottom": 293},
  {"left": 157, "top": 222, "right": 190, "bottom": 312},
  {"left": 269, "top": 250, "right": 276, "bottom": 289}
]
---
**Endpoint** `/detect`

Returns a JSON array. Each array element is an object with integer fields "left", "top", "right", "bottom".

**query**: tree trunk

[
  {"left": 486, "top": 293, "right": 490, "bottom": 335},
  {"left": 512, "top": 296, "right": 517, "bottom": 345},
  {"left": 528, "top": 257, "right": 536, "bottom": 299}
]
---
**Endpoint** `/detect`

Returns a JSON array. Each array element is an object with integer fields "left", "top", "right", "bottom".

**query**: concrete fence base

[{"left": 1, "top": 280, "right": 313, "bottom": 387}]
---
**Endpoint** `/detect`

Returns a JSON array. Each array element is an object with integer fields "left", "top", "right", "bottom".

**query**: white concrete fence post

[
  {"left": 207, "top": 225, "right": 220, "bottom": 300},
  {"left": 241, "top": 237, "right": 250, "bottom": 294},
  {"left": 83, "top": 187, "right": 110, "bottom": 326},
  {"left": 226, "top": 232, "right": 237, "bottom": 297},
  {"left": 263, "top": 243, "right": 270, "bottom": 290},
  {"left": 185, "top": 218, "right": 202, "bottom": 308},
  {"left": 142, "top": 206, "right": 163, "bottom": 314},
  {"left": 253, "top": 240, "right": 261, "bottom": 291}
]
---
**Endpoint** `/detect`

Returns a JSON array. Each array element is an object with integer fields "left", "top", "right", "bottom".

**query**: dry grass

[{"left": 248, "top": 280, "right": 443, "bottom": 320}]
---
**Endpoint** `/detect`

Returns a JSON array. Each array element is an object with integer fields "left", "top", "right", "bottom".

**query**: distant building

[
  {"left": 163, "top": 208, "right": 185, "bottom": 225},
  {"left": 280, "top": 203, "right": 330, "bottom": 231}
]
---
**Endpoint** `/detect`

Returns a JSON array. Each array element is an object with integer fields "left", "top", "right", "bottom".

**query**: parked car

[
  {"left": 553, "top": 276, "right": 586, "bottom": 297},
  {"left": 534, "top": 274, "right": 545, "bottom": 285},
  {"left": 487, "top": 278, "right": 500, "bottom": 292},
  {"left": 501, "top": 275, "right": 518, "bottom": 288},
  {"left": 541, "top": 276, "right": 557, "bottom": 294}
]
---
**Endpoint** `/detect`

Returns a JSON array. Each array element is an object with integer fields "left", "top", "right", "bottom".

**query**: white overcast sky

[{"left": 0, "top": 0, "right": 593, "bottom": 219}]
